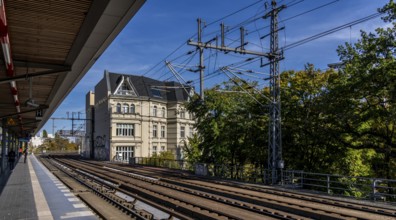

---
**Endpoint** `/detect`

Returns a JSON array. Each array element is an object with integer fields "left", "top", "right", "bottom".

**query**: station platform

[{"left": 0, "top": 154, "right": 98, "bottom": 220}]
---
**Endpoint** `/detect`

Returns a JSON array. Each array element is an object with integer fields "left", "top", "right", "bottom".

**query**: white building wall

[
  {"left": 105, "top": 96, "right": 194, "bottom": 160},
  {"left": 91, "top": 74, "right": 195, "bottom": 161},
  {"left": 30, "top": 136, "right": 43, "bottom": 147}
]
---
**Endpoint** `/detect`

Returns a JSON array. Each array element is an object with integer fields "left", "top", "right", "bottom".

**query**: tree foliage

[
  {"left": 280, "top": 66, "right": 348, "bottom": 173},
  {"left": 42, "top": 130, "right": 48, "bottom": 138},
  {"left": 185, "top": 1, "right": 396, "bottom": 179},
  {"left": 326, "top": 1, "right": 396, "bottom": 178},
  {"left": 151, "top": 150, "right": 175, "bottom": 160},
  {"left": 35, "top": 136, "right": 78, "bottom": 153},
  {"left": 186, "top": 79, "right": 267, "bottom": 169}
]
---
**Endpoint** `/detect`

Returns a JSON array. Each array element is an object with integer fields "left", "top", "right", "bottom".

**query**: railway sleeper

[
  {"left": 120, "top": 183, "right": 242, "bottom": 220},
  {"left": 88, "top": 180, "right": 152, "bottom": 219},
  {"left": 46, "top": 158, "right": 152, "bottom": 220},
  {"left": 161, "top": 178, "right": 351, "bottom": 220}
]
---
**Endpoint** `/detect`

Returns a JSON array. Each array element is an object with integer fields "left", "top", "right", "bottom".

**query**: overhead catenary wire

[
  {"left": 194, "top": 11, "right": 383, "bottom": 89},
  {"left": 165, "top": 61, "right": 192, "bottom": 97},
  {"left": 204, "top": 0, "right": 305, "bottom": 39},
  {"left": 184, "top": 0, "right": 330, "bottom": 70},
  {"left": 220, "top": 67, "right": 268, "bottom": 107},
  {"left": 145, "top": 0, "right": 383, "bottom": 94},
  {"left": 225, "top": 67, "right": 272, "bottom": 103},
  {"left": 248, "top": 0, "right": 341, "bottom": 37},
  {"left": 159, "top": 50, "right": 199, "bottom": 80},
  {"left": 206, "top": 0, "right": 264, "bottom": 27},
  {"left": 142, "top": 0, "right": 265, "bottom": 78},
  {"left": 283, "top": 12, "right": 382, "bottom": 50}
]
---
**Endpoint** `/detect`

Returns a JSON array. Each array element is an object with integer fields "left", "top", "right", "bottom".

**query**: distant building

[
  {"left": 29, "top": 132, "right": 54, "bottom": 147},
  {"left": 84, "top": 70, "right": 195, "bottom": 161},
  {"left": 30, "top": 136, "right": 43, "bottom": 147}
]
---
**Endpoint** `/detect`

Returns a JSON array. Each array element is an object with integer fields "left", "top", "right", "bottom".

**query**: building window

[
  {"left": 152, "top": 146, "right": 157, "bottom": 155},
  {"left": 151, "top": 89, "right": 162, "bottom": 98},
  {"left": 116, "top": 103, "right": 121, "bottom": 113},
  {"left": 130, "top": 104, "right": 135, "bottom": 114},
  {"left": 161, "top": 126, "right": 165, "bottom": 138},
  {"left": 116, "top": 80, "right": 137, "bottom": 96},
  {"left": 116, "top": 123, "right": 135, "bottom": 136},
  {"left": 115, "top": 146, "right": 134, "bottom": 162},
  {"left": 162, "top": 107, "right": 166, "bottom": 117},
  {"left": 180, "top": 126, "right": 185, "bottom": 138},
  {"left": 161, "top": 146, "right": 165, "bottom": 152},
  {"left": 189, "top": 126, "right": 194, "bottom": 137},
  {"left": 153, "top": 125, "right": 157, "bottom": 138},
  {"left": 153, "top": 106, "right": 157, "bottom": 117},
  {"left": 123, "top": 103, "right": 129, "bottom": 113},
  {"left": 118, "top": 82, "right": 129, "bottom": 95},
  {"left": 180, "top": 110, "right": 185, "bottom": 119}
]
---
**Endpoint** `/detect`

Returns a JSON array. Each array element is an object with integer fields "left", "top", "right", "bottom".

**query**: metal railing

[
  {"left": 281, "top": 170, "right": 396, "bottom": 203},
  {"left": 113, "top": 158, "right": 396, "bottom": 203},
  {"left": 128, "top": 157, "right": 194, "bottom": 171}
]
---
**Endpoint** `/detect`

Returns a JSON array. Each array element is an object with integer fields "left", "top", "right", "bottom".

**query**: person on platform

[
  {"left": 18, "top": 147, "right": 23, "bottom": 158},
  {"left": 24, "top": 148, "right": 28, "bottom": 164},
  {"left": 8, "top": 149, "right": 16, "bottom": 170}
]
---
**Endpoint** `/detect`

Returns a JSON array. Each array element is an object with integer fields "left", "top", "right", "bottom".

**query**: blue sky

[{"left": 40, "top": 0, "right": 390, "bottom": 135}]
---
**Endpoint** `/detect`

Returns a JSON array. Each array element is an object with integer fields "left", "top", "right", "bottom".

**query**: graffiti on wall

[
  {"left": 95, "top": 135, "right": 106, "bottom": 148},
  {"left": 94, "top": 135, "right": 109, "bottom": 160}
]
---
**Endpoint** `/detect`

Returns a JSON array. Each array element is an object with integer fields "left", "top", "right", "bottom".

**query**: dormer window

[
  {"left": 117, "top": 81, "right": 130, "bottom": 95},
  {"left": 115, "top": 76, "right": 137, "bottom": 96},
  {"left": 151, "top": 88, "right": 162, "bottom": 98}
]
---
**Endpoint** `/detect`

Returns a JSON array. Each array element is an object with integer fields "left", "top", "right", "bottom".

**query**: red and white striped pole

[{"left": 0, "top": 0, "right": 21, "bottom": 123}]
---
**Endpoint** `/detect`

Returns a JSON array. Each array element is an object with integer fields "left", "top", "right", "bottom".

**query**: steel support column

[
  {"left": 267, "top": 0, "right": 285, "bottom": 184},
  {"left": 1, "top": 118, "right": 6, "bottom": 173}
]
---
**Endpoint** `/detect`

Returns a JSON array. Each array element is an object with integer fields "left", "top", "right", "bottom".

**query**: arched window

[
  {"left": 130, "top": 104, "right": 135, "bottom": 114},
  {"left": 162, "top": 107, "right": 166, "bottom": 117},
  {"left": 116, "top": 103, "right": 121, "bottom": 113},
  {"left": 153, "top": 106, "right": 157, "bottom": 117},
  {"left": 123, "top": 103, "right": 129, "bottom": 113}
]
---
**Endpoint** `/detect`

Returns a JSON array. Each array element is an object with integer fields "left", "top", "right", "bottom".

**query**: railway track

[{"left": 41, "top": 155, "right": 396, "bottom": 220}]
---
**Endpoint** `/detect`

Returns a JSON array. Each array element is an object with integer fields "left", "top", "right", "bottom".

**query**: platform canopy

[{"left": 0, "top": 0, "right": 145, "bottom": 136}]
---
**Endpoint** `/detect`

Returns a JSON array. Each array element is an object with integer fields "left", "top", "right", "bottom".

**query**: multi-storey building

[{"left": 84, "top": 70, "right": 195, "bottom": 161}]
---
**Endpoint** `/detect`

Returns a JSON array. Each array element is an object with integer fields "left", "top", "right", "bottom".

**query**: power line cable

[
  {"left": 248, "top": 0, "right": 340, "bottom": 36},
  {"left": 162, "top": 50, "right": 199, "bottom": 81},
  {"left": 206, "top": 0, "right": 264, "bottom": 27},
  {"left": 283, "top": 0, "right": 339, "bottom": 23},
  {"left": 220, "top": 68, "right": 268, "bottom": 107},
  {"left": 158, "top": 50, "right": 198, "bottom": 80},
  {"left": 283, "top": 12, "right": 382, "bottom": 50},
  {"left": 143, "top": 0, "right": 265, "bottom": 78}
]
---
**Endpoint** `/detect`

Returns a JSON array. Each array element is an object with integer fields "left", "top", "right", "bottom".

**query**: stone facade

[{"left": 85, "top": 70, "right": 195, "bottom": 161}]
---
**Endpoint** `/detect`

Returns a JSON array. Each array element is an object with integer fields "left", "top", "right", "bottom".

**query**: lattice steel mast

[
  {"left": 188, "top": 0, "right": 286, "bottom": 184},
  {"left": 264, "top": 0, "right": 285, "bottom": 184}
]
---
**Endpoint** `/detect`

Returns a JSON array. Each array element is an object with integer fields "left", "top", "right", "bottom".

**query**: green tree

[
  {"left": 183, "top": 134, "right": 203, "bottom": 164},
  {"left": 325, "top": 1, "right": 396, "bottom": 179},
  {"left": 42, "top": 130, "right": 48, "bottom": 138},
  {"left": 186, "top": 78, "right": 268, "bottom": 176},
  {"left": 151, "top": 151, "right": 175, "bottom": 160},
  {"left": 280, "top": 66, "right": 348, "bottom": 173},
  {"left": 40, "top": 136, "right": 78, "bottom": 152},
  {"left": 183, "top": 1, "right": 396, "bottom": 180}
]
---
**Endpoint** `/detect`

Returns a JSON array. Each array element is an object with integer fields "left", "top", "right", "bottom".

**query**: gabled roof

[{"left": 106, "top": 71, "right": 192, "bottom": 102}]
